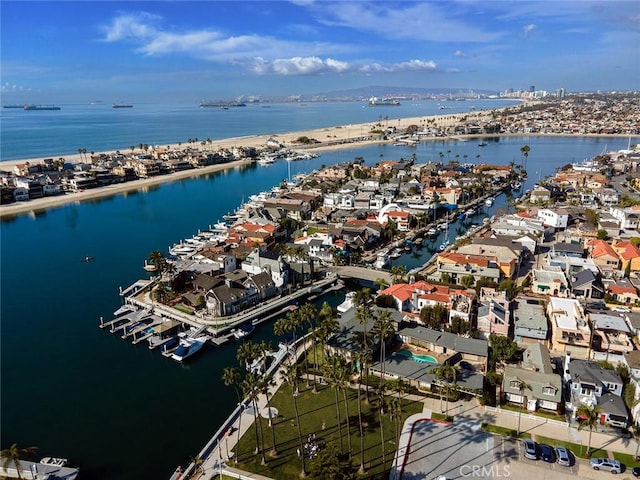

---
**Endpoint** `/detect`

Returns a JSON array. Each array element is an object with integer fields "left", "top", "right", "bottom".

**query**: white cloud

[
  {"left": 101, "top": 12, "right": 161, "bottom": 42},
  {"left": 247, "top": 57, "right": 438, "bottom": 75},
  {"left": 454, "top": 50, "right": 468, "bottom": 58},
  {"left": 523, "top": 24, "right": 537, "bottom": 37}
]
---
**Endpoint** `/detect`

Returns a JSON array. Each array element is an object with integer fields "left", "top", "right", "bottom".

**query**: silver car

[
  {"left": 590, "top": 457, "right": 622, "bottom": 473},
  {"left": 523, "top": 439, "right": 539, "bottom": 460},
  {"left": 555, "top": 446, "right": 571, "bottom": 467}
]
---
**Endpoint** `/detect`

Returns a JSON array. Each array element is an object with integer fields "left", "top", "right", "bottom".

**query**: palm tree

[
  {"left": 221, "top": 367, "right": 243, "bottom": 463},
  {"left": 1, "top": 444, "right": 38, "bottom": 479},
  {"left": 325, "top": 355, "right": 344, "bottom": 453},
  {"left": 374, "top": 277, "right": 389, "bottom": 291},
  {"left": 241, "top": 372, "right": 267, "bottom": 465},
  {"left": 354, "top": 304, "right": 373, "bottom": 403},
  {"left": 434, "top": 364, "right": 459, "bottom": 413},
  {"left": 148, "top": 250, "right": 166, "bottom": 273},
  {"left": 299, "top": 303, "right": 319, "bottom": 387},
  {"left": 372, "top": 310, "right": 396, "bottom": 382},
  {"left": 576, "top": 404, "right": 602, "bottom": 455},
  {"left": 352, "top": 350, "right": 368, "bottom": 474},
  {"left": 258, "top": 371, "right": 278, "bottom": 456},
  {"left": 390, "top": 265, "right": 406, "bottom": 284},
  {"left": 388, "top": 397, "right": 403, "bottom": 480},
  {"left": 520, "top": 145, "right": 531, "bottom": 172},
  {"left": 283, "top": 362, "right": 307, "bottom": 477},
  {"left": 516, "top": 378, "right": 532, "bottom": 436}
]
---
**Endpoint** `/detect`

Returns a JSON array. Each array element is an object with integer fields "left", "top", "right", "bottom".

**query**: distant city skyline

[{"left": 2, "top": 1, "right": 639, "bottom": 104}]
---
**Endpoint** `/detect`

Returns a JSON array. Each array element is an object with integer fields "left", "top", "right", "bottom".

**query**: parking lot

[{"left": 399, "top": 418, "right": 636, "bottom": 479}]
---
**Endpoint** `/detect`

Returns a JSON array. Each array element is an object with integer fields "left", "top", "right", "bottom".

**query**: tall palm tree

[
  {"left": 1, "top": 444, "right": 38, "bottom": 480},
  {"left": 434, "top": 364, "right": 459, "bottom": 413},
  {"left": 325, "top": 355, "right": 344, "bottom": 453},
  {"left": 221, "top": 367, "right": 243, "bottom": 463},
  {"left": 299, "top": 303, "right": 319, "bottom": 387},
  {"left": 283, "top": 362, "right": 307, "bottom": 477},
  {"left": 355, "top": 304, "right": 373, "bottom": 403},
  {"left": 576, "top": 404, "right": 602, "bottom": 455},
  {"left": 352, "top": 350, "right": 368, "bottom": 474},
  {"left": 337, "top": 358, "right": 354, "bottom": 459},
  {"left": 390, "top": 265, "right": 406, "bottom": 284},
  {"left": 516, "top": 378, "right": 532, "bottom": 436},
  {"left": 388, "top": 397, "right": 403, "bottom": 480},
  {"left": 241, "top": 373, "right": 267, "bottom": 465},
  {"left": 372, "top": 310, "right": 396, "bottom": 382},
  {"left": 148, "top": 250, "right": 166, "bottom": 272},
  {"left": 520, "top": 145, "right": 531, "bottom": 172},
  {"left": 258, "top": 372, "right": 278, "bottom": 456}
]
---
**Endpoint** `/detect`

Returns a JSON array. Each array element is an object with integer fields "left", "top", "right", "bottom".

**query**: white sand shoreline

[{"left": 1, "top": 110, "right": 636, "bottom": 219}]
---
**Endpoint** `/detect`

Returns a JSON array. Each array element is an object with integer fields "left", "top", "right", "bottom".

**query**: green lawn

[{"left": 232, "top": 379, "right": 422, "bottom": 479}]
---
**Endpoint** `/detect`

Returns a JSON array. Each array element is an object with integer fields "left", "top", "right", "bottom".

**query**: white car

[{"left": 612, "top": 306, "right": 631, "bottom": 313}]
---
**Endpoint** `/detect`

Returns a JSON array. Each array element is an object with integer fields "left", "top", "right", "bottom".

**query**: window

[
  {"left": 543, "top": 386, "right": 556, "bottom": 396},
  {"left": 510, "top": 380, "right": 521, "bottom": 389}
]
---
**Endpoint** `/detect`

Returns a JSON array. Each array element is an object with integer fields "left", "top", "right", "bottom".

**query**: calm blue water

[
  {"left": 1, "top": 99, "right": 518, "bottom": 161},
  {"left": 1, "top": 102, "right": 638, "bottom": 479}
]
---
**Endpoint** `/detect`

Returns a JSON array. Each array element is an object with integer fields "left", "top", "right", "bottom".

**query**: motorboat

[
  {"left": 232, "top": 323, "right": 255, "bottom": 340},
  {"left": 478, "top": 142, "right": 488, "bottom": 147},
  {"left": 337, "top": 291, "right": 356, "bottom": 313},
  {"left": 170, "top": 334, "right": 209, "bottom": 362},
  {"left": 81, "top": 255, "right": 94, "bottom": 262},
  {"left": 426, "top": 227, "right": 438, "bottom": 237},
  {"left": 40, "top": 457, "right": 68, "bottom": 467},
  {"left": 374, "top": 249, "right": 390, "bottom": 269},
  {"left": 484, "top": 197, "right": 494, "bottom": 207}
]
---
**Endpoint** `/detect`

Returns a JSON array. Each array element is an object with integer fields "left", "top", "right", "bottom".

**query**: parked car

[
  {"left": 555, "top": 446, "right": 571, "bottom": 467},
  {"left": 540, "top": 444, "right": 555, "bottom": 463},
  {"left": 633, "top": 466, "right": 640, "bottom": 477},
  {"left": 590, "top": 457, "right": 622, "bottom": 473},
  {"left": 612, "top": 306, "right": 631, "bottom": 313},
  {"left": 523, "top": 439, "right": 539, "bottom": 460}
]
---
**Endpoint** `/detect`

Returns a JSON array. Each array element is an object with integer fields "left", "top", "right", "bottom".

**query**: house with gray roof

[
  {"left": 569, "top": 269, "right": 605, "bottom": 300},
  {"left": 563, "top": 355, "right": 628, "bottom": 428},
  {"left": 589, "top": 312, "right": 634, "bottom": 356},
  {"left": 502, "top": 344, "right": 562, "bottom": 412},
  {"left": 396, "top": 324, "right": 488, "bottom": 372},
  {"left": 513, "top": 297, "right": 548, "bottom": 345}
]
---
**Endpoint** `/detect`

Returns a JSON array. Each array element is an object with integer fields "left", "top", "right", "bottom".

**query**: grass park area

[{"left": 231, "top": 378, "right": 423, "bottom": 479}]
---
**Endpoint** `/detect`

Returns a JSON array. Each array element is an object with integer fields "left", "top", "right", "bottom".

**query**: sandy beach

[{"left": 0, "top": 111, "right": 488, "bottom": 218}]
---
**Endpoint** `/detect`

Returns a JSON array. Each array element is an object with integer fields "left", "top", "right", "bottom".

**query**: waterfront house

[
  {"left": 503, "top": 344, "right": 562, "bottom": 412},
  {"left": 458, "top": 237, "right": 524, "bottom": 273},
  {"left": 241, "top": 248, "right": 288, "bottom": 289},
  {"left": 547, "top": 297, "right": 591, "bottom": 358},
  {"left": 529, "top": 186, "right": 551, "bottom": 204},
  {"left": 513, "top": 297, "right": 549, "bottom": 345},
  {"left": 476, "top": 287, "right": 511, "bottom": 339},
  {"left": 263, "top": 197, "right": 312, "bottom": 222},
  {"left": 230, "top": 221, "right": 279, "bottom": 248},
  {"left": 430, "top": 251, "right": 502, "bottom": 285},
  {"left": 65, "top": 173, "right": 98, "bottom": 192},
  {"left": 386, "top": 210, "right": 411, "bottom": 231},
  {"left": 563, "top": 355, "right": 628, "bottom": 428},
  {"left": 492, "top": 215, "right": 548, "bottom": 240}
]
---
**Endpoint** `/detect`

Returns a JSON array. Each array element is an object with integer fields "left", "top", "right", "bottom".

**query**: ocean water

[
  {"left": 1, "top": 102, "right": 638, "bottom": 479},
  {"left": 0, "top": 99, "right": 518, "bottom": 161}
]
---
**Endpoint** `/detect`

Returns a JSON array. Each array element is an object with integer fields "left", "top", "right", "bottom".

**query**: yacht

[
  {"left": 426, "top": 227, "right": 438, "bottom": 237},
  {"left": 40, "top": 457, "right": 69, "bottom": 467},
  {"left": 337, "top": 291, "right": 356, "bottom": 313},
  {"left": 390, "top": 248, "right": 403, "bottom": 259},
  {"left": 374, "top": 249, "right": 390, "bottom": 269},
  {"left": 478, "top": 141, "right": 488, "bottom": 147},
  {"left": 484, "top": 197, "right": 494, "bottom": 207},
  {"left": 170, "top": 334, "right": 209, "bottom": 362},
  {"left": 232, "top": 323, "right": 255, "bottom": 340}
]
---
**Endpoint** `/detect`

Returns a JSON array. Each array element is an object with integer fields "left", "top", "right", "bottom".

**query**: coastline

[{"left": 1, "top": 108, "right": 636, "bottom": 219}]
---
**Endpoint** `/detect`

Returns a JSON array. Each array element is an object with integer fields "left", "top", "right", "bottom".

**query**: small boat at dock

[
  {"left": 232, "top": 323, "right": 255, "bottom": 340},
  {"left": 40, "top": 457, "right": 68, "bottom": 467},
  {"left": 485, "top": 197, "right": 494, "bottom": 207}
]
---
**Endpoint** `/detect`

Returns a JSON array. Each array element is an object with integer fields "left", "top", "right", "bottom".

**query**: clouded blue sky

[{"left": 2, "top": 1, "right": 639, "bottom": 103}]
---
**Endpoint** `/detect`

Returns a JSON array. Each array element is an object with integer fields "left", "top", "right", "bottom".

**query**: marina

[{"left": 1, "top": 105, "right": 637, "bottom": 478}]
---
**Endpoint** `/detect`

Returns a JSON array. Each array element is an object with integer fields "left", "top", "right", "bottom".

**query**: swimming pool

[{"left": 397, "top": 348, "right": 437, "bottom": 364}]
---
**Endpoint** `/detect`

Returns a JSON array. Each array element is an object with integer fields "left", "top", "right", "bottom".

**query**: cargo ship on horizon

[
  {"left": 23, "top": 104, "right": 61, "bottom": 110},
  {"left": 112, "top": 103, "right": 133, "bottom": 108}
]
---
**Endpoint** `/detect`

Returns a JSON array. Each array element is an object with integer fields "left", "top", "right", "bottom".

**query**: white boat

[
  {"left": 232, "top": 324, "right": 255, "bottom": 340},
  {"left": 170, "top": 335, "right": 209, "bottom": 362},
  {"left": 40, "top": 457, "right": 68, "bottom": 467},
  {"left": 390, "top": 248, "right": 403, "bottom": 259},
  {"left": 337, "top": 291, "right": 356, "bottom": 313},
  {"left": 484, "top": 198, "right": 493, "bottom": 207},
  {"left": 374, "top": 249, "right": 390, "bottom": 269},
  {"left": 426, "top": 227, "right": 438, "bottom": 237}
]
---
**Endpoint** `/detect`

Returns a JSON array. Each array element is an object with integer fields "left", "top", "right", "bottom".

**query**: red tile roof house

[
  {"left": 385, "top": 210, "right": 411, "bottom": 231},
  {"left": 607, "top": 284, "right": 639, "bottom": 305},
  {"left": 379, "top": 281, "right": 475, "bottom": 324},
  {"left": 587, "top": 239, "right": 620, "bottom": 275},
  {"left": 612, "top": 240, "right": 640, "bottom": 273}
]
